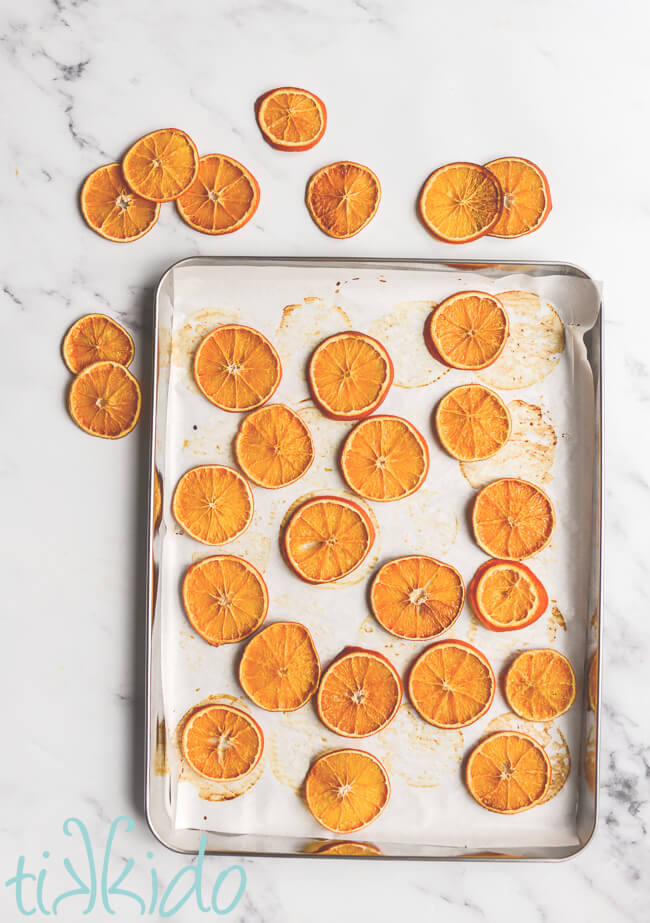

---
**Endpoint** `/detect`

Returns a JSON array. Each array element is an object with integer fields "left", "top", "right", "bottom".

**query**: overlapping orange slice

[
  {"left": 305, "top": 749, "right": 390, "bottom": 832},
  {"left": 418, "top": 162, "right": 502, "bottom": 243},
  {"left": 340, "top": 415, "right": 429, "bottom": 502},
  {"left": 485, "top": 157, "right": 552, "bottom": 238},
  {"left": 63, "top": 314, "right": 134, "bottom": 372},
  {"left": 177, "top": 154, "right": 260, "bottom": 234},
  {"left": 68, "top": 360, "right": 141, "bottom": 438},
  {"left": 122, "top": 128, "right": 199, "bottom": 202},
  {"left": 80, "top": 163, "right": 160, "bottom": 242}
]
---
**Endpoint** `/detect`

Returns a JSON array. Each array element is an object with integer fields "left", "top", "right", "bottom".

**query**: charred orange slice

[
  {"left": 182, "top": 555, "right": 268, "bottom": 645},
  {"left": 122, "top": 128, "right": 199, "bottom": 202},
  {"left": 80, "top": 163, "right": 160, "bottom": 242},
  {"left": 340, "top": 415, "right": 429, "bottom": 502},
  {"left": 308, "top": 331, "right": 393, "bottom": 421},
  {"left": 256, "top": 87, "right": 327, "bottom": 151},
  {"left": 172, "top": 464, "right": 253, "bottom": 545},
  {"left": 485, "top": 157, "right": 552, "bottom": 238},
  {"left": 305, "top": 749, "right": 390, "bottom": 832},
  {"left": 435, "top": 384, "right": 511, "bottom": 461},
  {"left": 181, "top": 703, "right": 263, "bottom": 781},
  {"left": 408, "top": 639, "right": 495, "bottom": 729},
  {"left": 505, "top": 649, "right": 576, "bottom": 721},
  {"left": 426, "top": 292, "right": 509, "bottom": 370},
  {"left": 317, "top": 648, "right": 402, "bottom": 738},
  {"left": 239, "top": 621, "right": 320, "bottom": 711},
  {"left": 472, "top": 477, "right": 555, "bottom": 559},
  {"left": 306, "top": 162, "right": 380, "bottom": 238},
  {"left": 314, "top": 841, "right": 382, "bottom": 856},
  {"left": 418, "top": 162, "right": 502, "bottom": 243},
  {"left": 176, "top": 153, "right": 260, "bottom": 234},
  {"left": 194, "top": 324, "right": 281, "bottom": 412},
  {"left": 68, "top": 360, "right": 141, "bottom": 438},
  {"left": 235, "top": 404, "right": 314, "bottom": 488},
  {"left": 62, "top": 314, "right": 134, "bottom": 373},
  {"left": 469, "top": 559, "right": 548, "bottom": 631},
  {"left": 466, "top": 730, "right": 552, "bottom": 813}
]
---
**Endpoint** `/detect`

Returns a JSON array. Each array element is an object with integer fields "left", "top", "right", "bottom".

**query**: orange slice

[
  {"left": 469, "top": 559, "right": 548, "bottom": 632},
  {"left": 408, "top": 639, "right": 495, "bottom": 729},
  {"left": 306, "top": 162, "right": 380, "bottom": 238},
  {"left": 426, "top": 291, "right": 509, "bottom": 371},
  {"left": 485, "top": 157, "right": 552, "bottom": 238},
  {"left": 68, "top": 360, "right": 141, "bottom": 438},
  {"left": 505, "top": 649, "right": 576, "bottom": 721},
  {"left": 340, "top": 415, "right": 429, "bottom": 502},
  {"left": 172, "top": 465, "right": 253, "bottom": 545},
  {"left": 588, "top": 652, "right": 598, "bottom": 711},
  {"left": 194, "top": 324, "right": 281, "bottom": 412},
  {"left": 418, "top": 162, "right": 502, "bottom": 243},
  {"left": 153, "top": 469, "right": 162, "bottom": 532},
  {"left": 283, "top": 495, "right": 374, "bottom": 584},
  {"left": 234, "top": 404, "right": 314, "bottom": 488},
  {"left": 317, "top": 648, "right": 402, "bottom": 738},
  {"left": 465, "top": 730, "right": 552, "bottom": 813},
  {"left": 308, "top": 331, "right": 393, "bottom": 421},
  {"left": 472, "top": 477, "right": 555, "bottom": 559},
  {"left": 80, "top": 163, "right": 160, "bottom": 242},
  {"left": 62, "top": 314, "right": 134, "bottom": 373},
  {"left": 314, "top": 841, "right": 381, "bottom": 856},
  {"left": 181, "top": 704, "right": 263, "bottom": 781},
  {"left": 182, "top": 555, "right": 268, "bottom": 645},
  {"left": 305, "top": 749, "right": 390, "bottom": 833},
  {"left": 176, "top": 153, "right": 260, "bottom": 234},
  {"left": 239, "top": 621, "right": 320, "bottom": 711},
  {"left": 370, "top": 555, "right": 464, "bottom": 640},
  {"left": 256, "top": 86, "right": 327, "bottom": 151},
  {"left": 122, "top": 128, "right": 199, "bottom": 202},
  {"left": 435, "top": 384, "right": 511, "bottom": 461}
]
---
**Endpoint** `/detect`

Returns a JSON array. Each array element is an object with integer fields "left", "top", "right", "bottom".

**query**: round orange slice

[
  {"left": 418, "top": 162, "right": 502, "bottom": 243},
  {"left": 306, "top": 161, "right": 380, "bottom": 238},
  {"left": 465, "top": 730, "right": 552, "bottom": 813},
  {"left": 194, "top": 324, "right": 281, "bottom": 412},
  {"left": 588, "top": 652, "right": 598, "bottom": 711},
  {"left": 317, "top": 648, "right": 402, "bottom": 738},
  {"left": 505, "top": 649, "right": 576, "bottom": 721},
  {"left": 340, "top": 415, "right": 429, "bottom": 502},
  {"left": 425, "top": 292, "right": 509, "bottom": 370},
  {"left": 305, "top": 749, "right": 390, "bottom": 833},
  {"left": 181, "top": 703, "right": 263, "bottom": 781},
  {"left": 62, "top": 313, "right": 135, "bottom": 373},
  {"left": 469, "top": 559, "right": 548, "bottom": 632},
  {"left": 370, "top": 555, "right": 465, "bottom": 640},
  {"left": 283, "top": 495, "right": 374, "bottom": 584},
  {"left": 122, "top": 128, "right": 199, "bottom": 202},
  {"left": 80, "top": 163, "right": 160, "bottom": 242},
  {"left": 408, "top": 639, "right": 495, "bottom": 729},
  {"left": 472, "top": 477, "right": 555, "bottom": 559},
  {"left": 176, "top": 153, "right": 260, "bottom": 234},
  {"left": 435, "top": 384, "right": 511, "bottom": 461},
  {"left": 68, "top": 360, "right": 141, "bottom": 438},
  {"left": 256, "top": 86, "right": 327, "bottom": 151},
  {"left": 308, "top": 331, "right": 393, "bottom": 421},
  {"left": 234, "top": 404, "right": 314, "bottom": 488},
  {"left": 182, "top": 555, "right": 268, "bottom": 645},
  {"left": 172, "top": 464, "right": 253, "bottom": 545},
  {"left": 485, "top": 157, "right": 552, "bottom": 238},
  {"left": 239, "top": 621, "right": 320, "bottom": 711},
  {"left": 314, "top": 841, "right": 381, "bottom": 856}
]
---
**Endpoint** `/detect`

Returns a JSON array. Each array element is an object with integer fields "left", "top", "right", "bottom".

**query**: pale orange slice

[
  {"left": 239, "top": 621, "right": 320, "bottom": 711},
  {"left": 306, "top": 162, "right": 380, "bottom": 238},
  {"left": 235, "top": 404, "right": 314, "bottom": 488},
  {"left": 485, "top": 157, "right": 552, "bottom": 238},
  {"left": 194, "top": 324, "right": 281, "bottom": 412},
  {"left": 305, "top": 749, "right": 390, "bottom": 832},
  {"left": 314, "top": 841, "right": 381, "bottom": 856},
  {"left": 418, "top": 162, "right": 502, "bottom": 243},
  {"left": 340, "top": 415, "right": 429, "bottom": 502},
  {"left": 466, "top": 730, "right": 552, "bottom": 813},
  {"left": 435, "top": 384, "right": 511, "bottom": 461},
  {"left": 182, "top": 555, "right": 268, "bottom": 645},
  {"left": 469, "top": 559, "right": 548, "bottom": 631},
  {"left": 317, "top": 648, "right": 402, "bottom": 738},
  {"left": 80, "top": 163, "right": 160, "bottom": 242},
  {"left": 122, "top": 128, "right": 199, "bottom": 202},
  {"left": 408, "top": 639, "right": 495, "bottom": 729},
  {"left": 505, "top": 649, "right": 576, "bottom": 721},
  {"left": 588, "top": 652, "right": 598, "bottom": 711},
  {"left": 176, "top": 154, "right": 260, "bottom": 234},
  {"left": 172, "top": 464, "right": 253, "bottom": 545},
  {"left": 181, "top": 703, "right": 263, "bottom": 781},
  {"left": 68, "top": 360, "right": 141, "bottom": 438},
  {"left": 256, "top": 86, "right": 327, "bottom": 151},
  {"left": 426, "top": 291, "right": 509, "bottom": 370},
  {"left": 472, "top": 477, "right": 555, "bottom": 559},
  {"left": 308, "top": 331, "right": 393, "bottom": 421},
  {"left": 62, "top": 314, "right": 134, "bottom": 373}
]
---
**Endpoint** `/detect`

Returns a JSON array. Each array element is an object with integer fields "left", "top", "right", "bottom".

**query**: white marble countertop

[{"left": 1, "top": 0, "right": 648, "bottom": 919}]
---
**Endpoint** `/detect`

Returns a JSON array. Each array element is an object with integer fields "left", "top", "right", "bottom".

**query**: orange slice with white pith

[
  {"left": 194, "top": 324, "right": 281, "bottom": 412},
  {"left": 182, "top": 555, "right": 268, "bottom": 645},
  {"left": 308, "top": 331, "right": 393, "bottom": 421},
  {"left": 256, "top": 87, "right": 327, "bottom": 151},
  {"left": 408, "top": 639, "right": 495, "bottom": 729},
  {"left": 181, "top": 704, "right": 263, "bottom": 781},
  {"left": 172, "top": 465, "right": 253, "bottom": 545},
  {"left": 466, "top": 731, "right": 552, "bottom": 813},
  {"left": 340, "top": 415, "right": 429, "bottom": 502},
  {"left": 305, "top": 749, "right": 390, "bottom": 832},
  {"left": 485, "top": 157, "right": 552, "bottom": 238},
  {"left": 317, "top": 648, "right": 402, "bottom": 738},
  {"left": 472, "top": 477, "right": 555, "bottom": 559},
  {"left": 469, "top": 559, "right": 548, "bottom": 631}
]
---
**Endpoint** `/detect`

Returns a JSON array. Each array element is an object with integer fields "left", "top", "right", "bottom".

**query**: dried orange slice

[
  {"left": 466, "top": 730, "right": 551, "bottom": 813},
  {"left": 485, "top": 157, "right": 552, "bottom": 238},
  {"left": 153, "top": 469, "right": 162, "bottom": 531},
  {"left": 80, "top": 163, "right": 160, "bottom": 242},
  {"left": 182, "top": 555, "right": 268, "bottom": 645},
  {"left": 472, "top": 477, "right": 555, "bottom": 559},
  {"left": 239, "top": 621, "right": 320, "bottom": 711},
  {"left": 314, "top": 841, "right": 381, "bottom": 856},
  {"left": 317, "top": 648, "right": 402, "bottom": 738},
  {"left": 370, "top": 555, "right": 464, "bottom": 640},
  {"left": 283, "top": 495, "right": 374, "bottom": 584},
  {"left": 418, "top": 162, "right": 502, "bottom": 243},
  {"left": 435, "top": 384, "right": 511, "bottom": 461},
  {"left": 308, "top": 331, "right": 393, "bottom": 421},
  {"left": 181, "top": 703, "right": 263, "bottom": 781},
  {"left": 306, "top": 162, "right": 380, "bottom": 238},
  {"left": 340, "top": 415, "right": 429, "bottom": 502},
  {"left": 194, "top": 324, "right": 281, "bottom": 412},
  {"left": 505, "top": 649, "right": 576, "bottom": 721},
  {"left": 176, "top": 154, "right": 260, "bottom": 234},
  {"left": 408, "top": 640, "right": 495, "bottom": 729},
  {"left": 426, "top": 292, "right": 509, "bottom": 371},
  {"left": 122, "top": 128, "right": 199, "bottom": 202},
  {"left": 256, "top": 86, "right": 327, "bottom": 151},
  {"left": 172, "top": 465, "right": 253, "bottom": 545},
  {"left": 68, "top": 360, "right": 141, "bottom": 438},
  {"left": 234, "top": 404, "right": 314, "bottom": 488},
  {"left": 305, "top": 749, "right": 390, "bottom": 832},
  {"left": 588, "top": 652, "right": 598, "bottom": 711},
  {"left": 469, "top": 559, "right": 548, "bottom": 631},
  {"left": 62, "top": 314, "right": 134, "bottom": 373}
]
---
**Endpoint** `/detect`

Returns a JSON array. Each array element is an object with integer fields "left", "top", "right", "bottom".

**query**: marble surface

[{"left": 1, "top": 0, "right": 648, "bottom": 919}]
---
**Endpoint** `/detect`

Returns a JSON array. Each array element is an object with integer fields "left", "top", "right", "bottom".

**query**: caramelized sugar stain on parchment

[
  {"left": 377, "top": 704, "right": 464, "bottom": 787},
  {"left": 275, "top": 298, "right": 352, "bottom": 393},
  {"left": 154, "top": 718, "right": 169, "bottom": 776},
  {"left": 369, "top": 301, "right": 450, "bottom": 389},
  {"left": 547, "top": 604, "right": 567, "bottom": 642},
  {"left": 584, "top": 725, "right": 597, "bottom": 793},
  {"left": 485, "top": 712, "right": 570, "bottom": 802},
  {"left": 268, "top": 708, "right": 342, "bottom": 793},
  {"left": 297, "top": 403, "right": 352, "bottom": 477},
  {"left": 171, "top": 307, "right": 242, "bottom": 390},
  {"left": 355, "top": 615, "right": 424, "bottom": 667},
  {"left": 385, "top": 488, "right": 458, "bottom": 555}
]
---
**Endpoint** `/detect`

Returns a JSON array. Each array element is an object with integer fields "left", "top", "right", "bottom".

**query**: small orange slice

[
  {"left": 466, "top": 730, "right": 552, "bottom": 813},
  {"left": 370, "top": 555, "right": 465, "bottom": 640},
  {"left": 256, "top": 86, "right": 327, "bottom": 151},
  {"left": 176, "top": 153, "right": 260, "bottom": 234},
  {"left": 435, "top": 384, "right": 511, "bottom": 461},
  {"left": 505, "top": 649, "right": 576, "bottom": 721},
  {"left": 469, "top": 559, "right": 548, "bottom": 631},
  {"left": 283, "top": 495, "right": 374, "bottom": 584},
  {"left": 239, "top": 621, "right": 320, "bottom": 711},
  {"left": 194, "top": 324, "right": 281, "bottom": 412},
  {"left": 485, "top": 157, "right": 552, "bottom": 238},
  {"left": 305, "top": 749, "right": 390, "bottom": 833},
  {"left": 68, "top": 360, "right": 141, "bottom": 438},
  {"left": 182, "top": 555, "right": 268, "bottom": 645},
  {"left": 306, "top": 162, "right": 380, "bottom": 238},
  {"left": 472, "top": 477, "right": 555, "bottom": 559},
  {"left": 418, "top": 162, "right": 502, "bottom": 243},
  {"left": 62, "top": 314, "right": 135, "bottom": 373},
  {"left": 308, "top": 331, "right": 393, "bottom": 421},
  {"left": 172, "top": 465, "right": 253, "bottom": 545},
  {"left": 80, "top": 163, "right": 160, "bottom": 242},
  {"left": 235, "top": 404, "right": 314, "bottom": 488},
  {"left": 426, "top": 291, "right": 509, "bottom": 370},
  {"left": 122, "top": 128, "right": 199, "bottom": 202},
  {"left": 181, "top": 704, "right": 263, "bottom": 781},
  {"left": 317, "top": 648, "right": 402, "bottom": 738},
  {"left": 314, "top": 841, "right": 381, "bottom": 856},
  {"left": 588, "top": 652, "right": 598, "bottom": 711},
  {"left": 340, "top": 415, "right": 429, "bottom": 502},
  {"left": 408, "top": 639, "right": 495, "bottom": 729}
]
